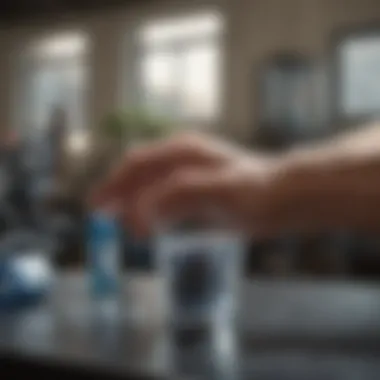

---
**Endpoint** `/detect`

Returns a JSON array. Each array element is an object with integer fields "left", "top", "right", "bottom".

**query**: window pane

[
  {"left": 60, "top": 63, "right": 88, "bottom": 131},
  {"left": 19, "top": 32, "right": 88, "bottom": 135},
  {"left": 31, "top": 65, "right": 61, "bottom": 131},
  {"left": 137, "top": 12, "right": 223, "bottom": 122},
  {"left": 29, "top": 61, "right": 87, "bottom": 132},
  {"left": 340, "top": 36, "right": 380, "bottom": 116},
  {"left": 180, "top": 43, "right": 220, "bottom": 119},
  {"left": 141, "top": 51, "right": 179, "bottom": 115}
]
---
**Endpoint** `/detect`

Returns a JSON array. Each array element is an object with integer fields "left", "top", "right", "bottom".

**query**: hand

[{"left": 91, "top": 133, "right": 285, "bottom": 238}]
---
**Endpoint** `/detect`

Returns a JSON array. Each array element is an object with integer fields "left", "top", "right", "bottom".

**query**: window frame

[
  {"left": 132, "top": 11, "right": 224, "bottom": 127},
  {"left": 332, "top": 23, "right": 380, "bottom": 125},
  {"left": 13, "top": 31, "right": 90, "bottom": 136}
]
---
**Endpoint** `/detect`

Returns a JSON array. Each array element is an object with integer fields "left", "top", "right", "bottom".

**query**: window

[
  {"left": 16, "top": 32, "right": 89, "bottom": 135},
  {"left": 136, "top": 12, "right": 223, "bottom": 123},
  {"left": 337, "top": 33, "right": 380, "bottom": 118}
]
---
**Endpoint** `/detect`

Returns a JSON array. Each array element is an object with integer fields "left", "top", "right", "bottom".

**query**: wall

[
  {"left": 1, "top": 0, "right": 380, "bottom": 141},
  {"left": 225, "top": 0, "right": 380, "bottom": 141}
]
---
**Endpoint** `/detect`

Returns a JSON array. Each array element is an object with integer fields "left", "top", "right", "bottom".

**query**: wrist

[{"left": 264, "top": 151, "right": 330, "bottom": 233}]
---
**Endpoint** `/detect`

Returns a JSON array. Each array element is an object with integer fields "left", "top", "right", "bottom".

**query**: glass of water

[{"left": 156, "top": 224, "right": 244, "bottom": 331}]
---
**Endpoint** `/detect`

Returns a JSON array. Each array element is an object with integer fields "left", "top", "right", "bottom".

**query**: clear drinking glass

[{"left": 156, "top": 221, "right": 244, "bottom": 331}]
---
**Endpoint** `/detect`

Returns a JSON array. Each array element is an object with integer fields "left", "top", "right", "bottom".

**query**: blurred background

[{"left": 1, "top": 0, "right": 380, "bottom": 279}]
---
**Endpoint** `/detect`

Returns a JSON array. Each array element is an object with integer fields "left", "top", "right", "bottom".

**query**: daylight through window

[{"left": 137, "top": 12, "right": 223, "bottom": 123}]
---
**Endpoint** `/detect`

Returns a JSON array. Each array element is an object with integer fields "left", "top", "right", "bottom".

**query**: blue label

[{"left": 87, "top": 212, "right": 120, "bottom": 297}]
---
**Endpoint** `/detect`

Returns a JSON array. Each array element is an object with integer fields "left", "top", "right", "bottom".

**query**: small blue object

[
  {"left": 0, "top": 254, "right": 53, "bottom": 311},
  {"left": 87, "top": 211, "right": 121, "bottom": 298}
]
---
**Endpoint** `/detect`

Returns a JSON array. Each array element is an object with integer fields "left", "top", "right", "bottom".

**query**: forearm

[{"left": 274, "top": 123, "right": 380, "bottom": 233}]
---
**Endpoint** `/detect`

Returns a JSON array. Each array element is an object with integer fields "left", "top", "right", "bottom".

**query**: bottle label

[{"left": 87, "top": 213, "right": 120, "bottom": 297}]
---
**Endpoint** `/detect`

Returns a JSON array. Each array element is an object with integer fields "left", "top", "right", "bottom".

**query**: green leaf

[{"left": 99, "top": 107, "right": 174, "bottom": 143}]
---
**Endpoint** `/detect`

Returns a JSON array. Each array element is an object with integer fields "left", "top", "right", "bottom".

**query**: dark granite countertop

[{"left": 1, "top": 272, "right": 380, "bottom": 379}]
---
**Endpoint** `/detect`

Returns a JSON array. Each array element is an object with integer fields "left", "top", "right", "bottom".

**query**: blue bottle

[{"left": 87, "top": 211, "right": 121, "bottom": 299}]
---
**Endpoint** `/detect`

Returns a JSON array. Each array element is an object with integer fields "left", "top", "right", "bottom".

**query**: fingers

[
  {"left": 128, "top": 169, "right": 235, "bottom": 237},
  {"left": 90, "top": 138, "right": 173, "bottom": 207},
  {"left": 90, "top": 133, "right": 222, "bottom": 209}
]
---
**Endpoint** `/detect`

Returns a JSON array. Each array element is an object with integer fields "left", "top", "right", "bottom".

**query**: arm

[{"left": 275, "top": 123, "right": 380, "bottom": 233}]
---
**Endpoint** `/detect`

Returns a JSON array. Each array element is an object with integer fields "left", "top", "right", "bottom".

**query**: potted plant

[{"left": 98, "top": 108, "right": 173, "bottom": 154}]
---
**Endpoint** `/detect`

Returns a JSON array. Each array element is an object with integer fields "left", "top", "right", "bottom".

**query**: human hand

[{"left": 91, "top": 133, "right": 286, "bottom": 238}]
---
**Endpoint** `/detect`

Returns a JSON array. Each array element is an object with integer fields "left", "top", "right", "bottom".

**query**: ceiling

[{"left": 0, "top": 0, "right": 143, "bottom": 25}]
